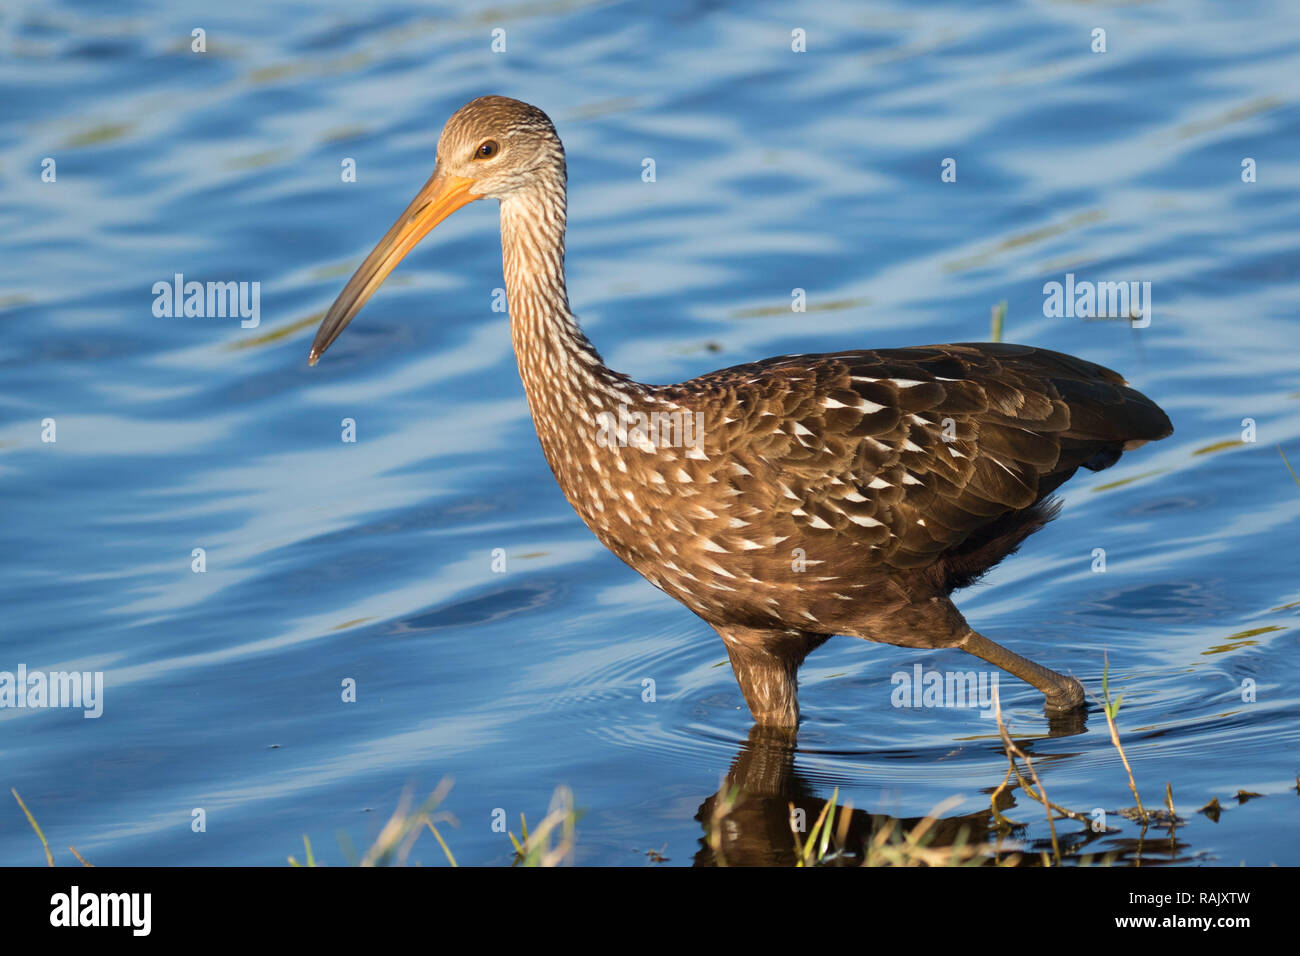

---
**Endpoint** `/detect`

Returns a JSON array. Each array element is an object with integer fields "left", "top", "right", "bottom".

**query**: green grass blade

[
  {"left": 817, "top": 789, "right": 838, "bottom": 861},
  {"left": 426, "top": 821, "right": 458, "bottom": 867},
  {"left": 12, "top": 789, "right": 54, "bottom": 867},
  {"left": 990, "top": 300, "right": 1006, "bottom": 343},
  {"left": 1280, "top": 446, "right": 1300, "bottom": 488}
]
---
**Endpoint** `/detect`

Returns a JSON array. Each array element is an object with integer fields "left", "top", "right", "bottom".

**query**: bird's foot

[{"left": 1042, "top": 674, "right": 1086, "bottom": 714}]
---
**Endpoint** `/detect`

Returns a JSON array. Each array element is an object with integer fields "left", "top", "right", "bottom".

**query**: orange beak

[{"left": 308, "top": 172, "right": 480, "bottom": 365}]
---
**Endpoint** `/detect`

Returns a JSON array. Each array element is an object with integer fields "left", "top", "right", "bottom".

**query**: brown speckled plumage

[{"left": 310, "top": 96, "right": 1173, "bottom": 728}]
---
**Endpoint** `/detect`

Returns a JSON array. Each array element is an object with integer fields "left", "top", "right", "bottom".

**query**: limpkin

[{"left": 309, "top": 96, "right": 1172, "bottom": 728}]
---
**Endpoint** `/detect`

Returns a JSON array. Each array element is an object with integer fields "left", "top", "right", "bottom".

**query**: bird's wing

[{"left": 676, "top": 342, "right": 1171, "bottom": 570}]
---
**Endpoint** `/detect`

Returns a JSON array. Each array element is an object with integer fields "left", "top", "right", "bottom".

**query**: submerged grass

[
  {"left": 990, "top": 300, "right": 1006, "bottom": 343},
  {"left": 1280, "top": 445, "right": 1300, "bottom": 488},
  {"left": 1099, "top": 656, "right": 1147, "bottom": 822},
  {"left": 11, "top": 788, "right": 91, "bottom": 867},
  {"left": 987, "top": 660, "right": 1199, "bottom": 865},
  {"left": 287, "top": 780, "right": 581, "bottom": 867},
  {"left": 11, "top": 789, "right": 53, "bottom": 867},
  {"left": 508, "top": 787, "right": 579, "bottom": 867}
]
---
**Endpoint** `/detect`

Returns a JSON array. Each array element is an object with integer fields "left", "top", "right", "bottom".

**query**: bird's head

[
  {"left": 308, "top": 95, "right": 563, "bottom": 365},
  {"left": 435, "top": 95, "right": 565, "bottom": 198}
]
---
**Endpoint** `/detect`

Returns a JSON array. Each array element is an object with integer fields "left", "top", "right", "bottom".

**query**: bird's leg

[
  {"left": 713, "top": 625, "right": 829, "bottom": 728},
  {"left": 957, "top": 630, "right": 1085, "bottom": 714}
]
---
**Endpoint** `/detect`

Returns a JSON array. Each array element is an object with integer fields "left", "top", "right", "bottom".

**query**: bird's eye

[{"left": 475, "top": 140, "right": 499, "bottom": 159}]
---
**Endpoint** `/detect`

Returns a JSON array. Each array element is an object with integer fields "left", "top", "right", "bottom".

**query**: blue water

[{"left": 2, "top": 0, "right": 1298, "bottom": 866}]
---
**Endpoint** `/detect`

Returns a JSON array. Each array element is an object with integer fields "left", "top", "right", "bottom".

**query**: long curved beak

[{"left": 308, "top": 172, "right": 480, "bottom": 366}]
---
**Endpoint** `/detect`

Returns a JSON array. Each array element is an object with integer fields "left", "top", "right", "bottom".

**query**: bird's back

[{"left": 653, "top": 341, "right": 1172, "bottom": 622}]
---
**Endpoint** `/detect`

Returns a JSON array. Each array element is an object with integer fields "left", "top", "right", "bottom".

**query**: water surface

[{"left": 2, "top": 0, "right": 1298, "bottom": 865}]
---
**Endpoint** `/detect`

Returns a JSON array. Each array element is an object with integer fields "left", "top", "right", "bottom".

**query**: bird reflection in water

[{"left": 691, "top": 716, "right": 1192, "bottom": 866}]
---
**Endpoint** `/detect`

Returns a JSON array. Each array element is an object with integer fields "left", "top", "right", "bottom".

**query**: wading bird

[{"left": 309, "top": 96, "right": 1171, "bottom": 728}]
